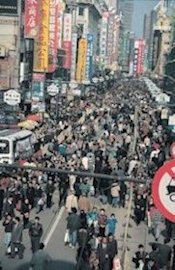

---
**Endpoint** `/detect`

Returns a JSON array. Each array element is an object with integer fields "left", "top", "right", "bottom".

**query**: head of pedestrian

[
  {"left": 111, "top": 213, "right": 116, "bottom": 219},
  {"left": 71, "top": 207, "right": 77, "bottom": 214},
  {"left": 39, "top": 243, "right": 45, "bottom": 250},
  {"left": 138, "top": 244, "right": 144, "bottom": 253},
  {"left": 92, "top": 207, "right": 97, "bottom": 213},
  {"left": 8, "top": 195, "right": 13, "bottom": 203},
  {"left": 151, "top": 243, "right": 158, "bottom": 252},
  {"left": 108, "top": 233, "right": 114, "bottom": 242},
  {"left": 14, "top": 216, "right": 20, "bottom": 224},
  {"left": 35, "top": 216, "right": 40, "bottom": 224},
  {"left": 102, "top": 237, "right": 107, "bottom": 249},
  {"left": 100, "top": 208, "right": 105, "bottom": 215}
]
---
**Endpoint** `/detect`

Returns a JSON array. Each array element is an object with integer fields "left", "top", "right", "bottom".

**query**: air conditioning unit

[{"left": 0, "top": 46, "right": 6, "bottom": 58}]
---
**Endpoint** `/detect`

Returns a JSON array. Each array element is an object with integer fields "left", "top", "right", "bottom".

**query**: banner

[
  {"left": 0, "top": 0, "right": 17, "bottom": 15},
  {"left": 63, "top": 13, "right": 72, "bottom": 69},
  {"left": 48, "top": 0, "right": 58, "bottom": 73},
  {"left": 76, "top": 39, "right": 87, "bottom": 83},
  {"left": 85, "top": 34, "right": 93, "bottom": 82},
  {"left": 71, "top": 33, "right": 78, "bottom": 81},
  {"left": 34, "top": 0, "right": 50, "bottom": 72},
  {"left": 24, "top": 0, "right": 39, "bottom": 38},
  {"left": 58, "top": 1, "right": 65, "bottom": 48},
  {"left": 32, "top": 73, "right": 45, "bottom": 112}
]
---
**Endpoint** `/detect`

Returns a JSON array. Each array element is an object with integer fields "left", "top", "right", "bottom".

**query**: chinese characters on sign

[
  {"left": 76, "top": 39, "right": 87, "bottom": 83},
  {"left": 63, "top": 13, "right": 72, "bottom": 69},
  {"left": 57, "top": 1, "right": 65, "bottom": 48},
  {"left": 48, "top": 0, "right": 58, "bottom": 73},
  {"left": 32, "top": 73, "right": 45, "bottom": 112},
  {"left": 0, "top": 0, "right": 18, "bottom": 15},
  {"left": 24, "top": 0, "right": 38, "bottom": 38},
  {"left": 34, "top": 0, "right": 50, "bottom": 72}
]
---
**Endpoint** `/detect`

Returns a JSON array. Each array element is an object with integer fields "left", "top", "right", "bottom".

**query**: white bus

[{"left": 0, "top": 129, "right": 33, "bottom": 164}]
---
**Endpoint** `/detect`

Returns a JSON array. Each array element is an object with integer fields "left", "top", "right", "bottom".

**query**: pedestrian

[
  {"left": 66, "top": 207, "right": 80, "bottom": 249},
  {"left": 112, "top": 254, "right": 122, "bottom": 270},
  {"left": 97, "top": 236, "right": 111, "bottom": 270},
  {"left": 172, "top": 245, "right": 175, "bottom": 270},
  {"left": 30, "top": 242, "right": 51, "bottom": 270},
  {"left": 3, "top": 214, "right": 13, "bottom": 255},
  {"left": 29, "top": 216, "right": 43, "bottom": 254},
  {"left": 107, "top": 213, "right": 117, "bottom": 235},
  {"left": 78, "top": 193, "right": 91, "bottom": 213},
  {"left": 132, "top": 244, "right": 148, "bottom": 269},
  {"left": 65, "top": 189, "right": 78, "bottom": 213},
  {"left": 98, "top": 209, "right": 107, "bottom": 237},
  {"left": 10, "top": 216, "right": 25, "bottom": 259},
  {"left": 111, "top": 182, "right": 120, "bottom": 208},
  {"left": 0, "top": 188, "right": 4, "bottom": 220},
  {"left": 46, "top": 180, "right": 55, "bottom": 208},
  {"left": 21, "top": 198, "right": 31, "bottom": 229},
  {"left": 108, "top": 233, "right": 118, "bottom": 269},
  {"left": 3, "top": 195, "right": 15, "bottom": 217}
]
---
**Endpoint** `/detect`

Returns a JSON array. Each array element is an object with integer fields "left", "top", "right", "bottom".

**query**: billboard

[
  {"left": 63, "top": 13, "right": 72, "bottom": 69},
  {"left": 76, "top": 39, "right": 87, "bottom": 83},
  {"left": 32, "top": 73, "right": 45, "bottom": 112},
  {"left": 48, "top": 0, "right": 59, "bottom": 73},
  {"left": 58, "top": 1, "right": 65, "bottom": 48},
  {"left": 0, "top": 0, "right": 18, "bottom": 15},
  {"left": 34, "top": 0, "right": 50, "bottom": 72},
  {"left": 24, "top": 0, "right": 39, "bottom": 38},
  {"left": 134, "top": 39, "right": 145, "bottom": 75},
  {"left": 0, "top": 59, "right": 10, "bottom": 90}
]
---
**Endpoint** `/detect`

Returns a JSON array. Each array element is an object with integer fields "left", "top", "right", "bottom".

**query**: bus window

[
  {"left": 16, "top": 137, "right": 32, "bottom": 158},
  {"left": 0, "top": 140, "right": 9, "bottom": 154}
]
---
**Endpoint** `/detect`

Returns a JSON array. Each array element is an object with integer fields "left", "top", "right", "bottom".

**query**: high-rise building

[
  {"left": 119, "top": 0, "right": 134, "bottom": 31},
  {"left": 143, "top": 14, "right": 151, "bottom": 42}
]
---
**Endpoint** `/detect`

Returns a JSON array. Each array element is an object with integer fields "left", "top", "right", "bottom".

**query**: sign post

[{"left": 152, "top": 160, "right": 175, "bottom": 222}]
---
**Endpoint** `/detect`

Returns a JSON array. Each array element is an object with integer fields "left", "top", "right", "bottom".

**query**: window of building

[{"left": 79, "top": 7, "right": 84, "bottom": 16}]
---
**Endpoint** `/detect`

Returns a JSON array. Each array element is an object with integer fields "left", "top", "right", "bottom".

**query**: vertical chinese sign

[
  {"left": 48, "top": 0, "right": 58, "bottom": 73},
  {"left": 24, "top": 0, "right": 39, "bottom": 38},
  {"left": 76, "top": 38, "right": 87, "bottom": 83},
  {"left": 63, "top": 13, "right": 72, "bottom": 69},
  {"left": 71, "top": 33, "right": 78, "bottom": 81},
  {"left": 33, "top": 0, "right": 50, "bottom": 72},
  {"left": 85, "top": 34, "right": 93, "bottom": 82},
  {"left": 58, "top": 1, "right": 65, "bottom": 49}
]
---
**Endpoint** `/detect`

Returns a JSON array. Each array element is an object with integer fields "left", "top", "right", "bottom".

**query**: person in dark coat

[
  {"left": 67, "top": 207, "right": 80, "bottom": 248},
  {"left": 143, "top": 259, "right": 158, "bottom": 270},
  {"left": 10, "top": 217, "right": 25, "bottom": 259},
  {"left": 30, "top": 243, "right": 51, "bottom": 270},
  {"left": 108, "top": 233, "right": 118, "bottom": 269},
  {"left": 97, "top": 237, "right": 110, "bottom": 270},
  {"left": 21, "top": 198, "right": 31, "bottom": 229},
  {"left": 26, "top": 183, "right": 35, "bottom": 208},
  {"left": 29, "top": 216, "right": 43, "bottom": 254},
  {"left": 0, "top": 188, "right": 4, "bottom": 220},
  {"left": 3, "top": 195, "right": 15, "bottom": 217},
  {"left": 46, "top": 180, "right": 55, "bottom": 208},
  {"left": 132, "top": 244, "right": 148, "bottom": 269},
  {"left": 134, "top": 194, "right": 145, "bottom": 225},
  {"left": 172, "top": 245, "right": 175, "bottom": 270}
]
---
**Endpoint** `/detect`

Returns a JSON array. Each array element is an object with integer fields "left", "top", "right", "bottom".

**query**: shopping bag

[{"left": 64, "top": 229, "right": 69, "bottom": 243}]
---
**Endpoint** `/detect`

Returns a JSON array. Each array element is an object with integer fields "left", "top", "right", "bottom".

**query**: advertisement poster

[
  {"left": 34, "top": 0, "right": 50, "bottom": 72},
  {"left": 24, "top": 0, "right": 39, "bottom": 38},
  {"left": 32, "top": 73, "right": 45, "bottom": 112}
]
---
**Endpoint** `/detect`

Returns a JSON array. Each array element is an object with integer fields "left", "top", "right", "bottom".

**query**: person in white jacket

[{"left": 65, "top": 190, "right": 78, "bottom": 213}]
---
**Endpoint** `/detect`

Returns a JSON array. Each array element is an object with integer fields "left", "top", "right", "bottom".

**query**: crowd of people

[{"left": 0, "top": 77, "right": 174, "bottom": 270}]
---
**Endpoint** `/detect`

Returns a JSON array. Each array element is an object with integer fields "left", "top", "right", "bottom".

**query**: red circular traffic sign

[
  {"left": 170, "top": 142, "right": 175, "bottom": 159},
  {"left": 152, "top": 160, "right": 175, "bottom": 222}
]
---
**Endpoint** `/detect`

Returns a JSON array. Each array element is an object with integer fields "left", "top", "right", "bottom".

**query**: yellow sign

[
  {"left": 76, "top": 39, "right": 87, "bottom": 82},
  {"left": 34, "top": 0, "right": 50, "bottom": 72}
]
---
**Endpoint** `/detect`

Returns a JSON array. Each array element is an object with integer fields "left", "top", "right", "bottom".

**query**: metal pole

[{"left": 0, "top": 163, "right": 145, "bottom": 184}]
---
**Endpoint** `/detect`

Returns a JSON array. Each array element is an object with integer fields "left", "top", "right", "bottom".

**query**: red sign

[
  {"left": 63, "top": 41, "right": 71, "bottom": 69},
  {"left": 24, "top": 0, "right": 38, "bottom": 38},
  {"left": 152, "top": 160, "right": 175, "bottom": 222},
  {"left": 170, "top": 143, "right": 175, "bottom": 159},
  {"left": 48, "top": 0, "right": 58, "bottom": 73}
]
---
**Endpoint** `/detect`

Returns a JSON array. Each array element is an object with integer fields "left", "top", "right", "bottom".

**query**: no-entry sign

[
  {"left": 152, "top": 160, "right": 175, "bottom": 222},
  {"left": 170, "top": 142, "right": 175, "bottom": 159}
]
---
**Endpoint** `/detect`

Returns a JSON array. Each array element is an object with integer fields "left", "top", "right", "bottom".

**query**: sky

[{"left": 132, "top": 0, "right": 159, "bottom": 37}]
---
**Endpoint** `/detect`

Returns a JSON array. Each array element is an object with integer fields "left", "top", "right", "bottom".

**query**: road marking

[{"left": 43, "top": 206, "right": 65, "bottom": 247}]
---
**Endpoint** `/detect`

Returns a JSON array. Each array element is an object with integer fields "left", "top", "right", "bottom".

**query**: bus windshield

[{"left": 0, "top": 140, "right": 9, "bottom": 154}]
